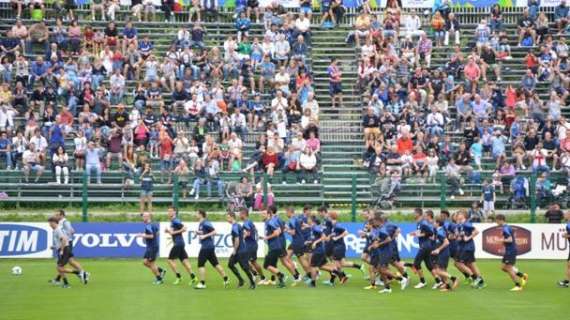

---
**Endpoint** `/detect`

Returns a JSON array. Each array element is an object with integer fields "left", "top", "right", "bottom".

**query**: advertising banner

[
  {"left": 159, "top": 222, "right": 266, "bottom": 258},
  {"left": 0, "top": 223, "right": 53, "bottom": 258},
  {"left": 402, "top": 0, "right": 435, "bottom": 8},
  {"left": 71, "top": 223, "right": 149, "bottom": 258}
]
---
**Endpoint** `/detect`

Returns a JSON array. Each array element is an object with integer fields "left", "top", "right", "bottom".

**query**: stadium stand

[{"left": 0, "top": 1, "right": 568, "bottom": 214}]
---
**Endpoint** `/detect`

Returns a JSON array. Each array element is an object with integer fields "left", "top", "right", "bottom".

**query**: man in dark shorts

[
  {"left": 456, "top": 210, "right": 485, "bottom": 289},
  {"left": 431, "top": 217, "right": 458, "bottom": 291},
  {"left": 227, "top": 211, "right": 255, "bottom": 289},
  {"left": 407, "top": 208, "right": 439, "bottom": 289},
  {"left": 239, "top": 208, "right": 267, "bottom": 285},
  {"left": 285, "top": 207, "right": 311, "bottom": 284},
  {"left": 306, "top": 215, "right": 341, "bottom": 287},
  {"left": 137, "top": 212, "right": 166, "bottom": 285},
  {"left": 329, "top": 211, "right": 363, "bottom": 280},
  {"left": 496, "top": 214, "right": 528, "bottom": 291},
  {"left": 48, "top": 216, "right": 82, "bottom": 289},
  {"left": 260, "top": 209, "right": 286, "bottom": 288},
  {"left": 165, "top": 206, "right": 197, "bottom": 286},
  {"left": 327, "top": 58, "right": 343, "bottom": 108},
  {"left": 195, "top": 209, "right": 229, "bottom": 289}
]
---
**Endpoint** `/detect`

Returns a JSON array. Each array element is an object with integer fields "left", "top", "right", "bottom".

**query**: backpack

[{"left": 521, "top": 36, "right": 533, "bottom": 47}]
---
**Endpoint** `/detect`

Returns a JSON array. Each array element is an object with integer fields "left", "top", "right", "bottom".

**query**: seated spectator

[
  {"left": 22, "top": 142, "right": 44, "bottom": 183},
  {"left": 555, "top": 0, "right": 569, "bottom": 34},
  {"left": 444, "top": 12, "right": 461, "bottom": 46},
  {"left": 517, "top": 9, "right": 536, "bottom": 46},
  {"left": 299, "top": 147, "right": 318, "bottom": 184},
  {"left": 490, "top": 4, "right": 503, "bottom": 33},
  {"left": 206, "top": 158, "right": 224, "bottom": 200},
  {"left": 52, "top": 145, "right": 69, "bottom": 184},
  {"left": 27, "top": 19, "right": 49, "bottom": 54},
  {"left": 235, "top": 11, "right": 251, "bottom": 43},
  {"left": 0, "top": 131, "right": 12, "bottom": 169},
  {"left": 445, "top": 158, "right": 463, "bottom": 199},
  {"left": 431, "top": 11, "right": 445, "bottom": 47}
]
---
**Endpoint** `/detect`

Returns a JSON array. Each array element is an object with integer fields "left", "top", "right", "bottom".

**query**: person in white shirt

[
  {"left": 23, "top": 143, "right": 44, "bottom": 182},
  {"left": 73, "top": 130, "right": 87, "bottom": 171},
  {"left": 0, "top": 105, "right": 17, "bottom": 131},
  {"left": 11, "top": 131, "right": 27, "bottom": 169},
  {"left": 230, "top": 108, "right": 247, "bottom": 139},
  {"left": 52, "top": 145, "right": 69, "bottom": 184},
  {"left": 302, "top": 91, "right": 319, "bottom": 116},
  {"left": 227, "top": 132, "right": 243, "bottom": 167},
  {"left": 29, "top": 129, "right": 47, "bottom": 162},
  {"left": 295, "top": 13, "right": 311, "bottom": 42},
  {"left": 274, "top": 65, "right": 291, "bottom": 94},
  {"left": 426, "top": 107, "right": 445, "bottom": 136},
  {"left": 404, "top": 12, "right": 422, "bottom": 37},
  {"left": 299, "top": 147, "right": 318, "bottom": 184},
  {"left": 271, "top": 90, "right": 288, "bottom": 110}
]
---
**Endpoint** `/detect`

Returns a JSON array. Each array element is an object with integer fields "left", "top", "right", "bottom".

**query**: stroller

[
  {"left": 225, "top": 181, "right": 247, "bottom": 213},
  {"left": 370, "top": 175, "right": 400, "bottom": 210}
]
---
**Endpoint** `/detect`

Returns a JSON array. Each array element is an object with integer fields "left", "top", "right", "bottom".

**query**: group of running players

[{"left": 49, "top": 205, "right": 570, "bottom": 292}]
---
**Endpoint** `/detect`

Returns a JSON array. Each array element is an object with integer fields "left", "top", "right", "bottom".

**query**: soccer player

[
  {"left": 358, "top": 209, "right": 376, "bottom": 284},
  {"left": 383, "top": 217, "right": 409, "bottom": 288},
  {"left": 195, "top": 209, "right": 229, "bottom": 289},
  {"left": 456, "top": 210, "right": 486, "bottom": 289},
  {"left": 164, "top": 206, "right": 197, "bottom": 285},
  {"left": 285, "top": 207, "right": 312, "bottom": 284},
  {"left": 48, "top": 217, "right": 82, "bottom": 288},
  {"left": 306, "top": 215, "right": 343, "bottom": 287},
  {"left": 408, "top": 208, "right": 439, "bottom": 289},
  {"left": 431, "top": 216, "right": 458, "bottom": 292},
  {"left": 269, "top": 206, "right": 302, "bottom": 285},
  {"left": 559, "top": 211, "right": 570, "bottom": 288},
  {"left": 137, "top": 212, "right": 166, "bottom": 284},
  {"left": 445, "top": 211, "right": 475, "bottom": 284},
  {"left": 495, "top": 214, "right": 528, "bottom": 291},
  {"left": 227, "top": 211, "right": 256, "bottom": 289},
  {"left": 260, "top": 209, "right": 287, "bottom": 288},
  {"left": 369, "top": 216, "right": 408, "bottom": 294},
  {"left": 329, "top": 211, "right": 364, "bottom": 278},
  {"left": 318, "top": 206, "right": 342, "bottom": 285},
  {"left": 51, "top": 209, "right": 89, "bottom": 285},
  {"left": 239, "top": 208, "right": 267, "bottom": 285}
]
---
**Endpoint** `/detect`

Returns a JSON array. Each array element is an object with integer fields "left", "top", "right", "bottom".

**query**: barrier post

[
  {"left": 263, "top": 173, "right": 269, "bottom": 209},
  {"left": 82, "top": 171, "right": 88, "bottom": 222},
  {"left": 530, "top": 172, "right": 537, "bottom": 223},
  {"left": 439, "top": 171, "right": 447, "bottom": 210},
  {"left": 351, "top": 175, "right": 357, "bottom": 222},
  {"left": 172, "top": 174, "right": 179, "bottom": 208}
]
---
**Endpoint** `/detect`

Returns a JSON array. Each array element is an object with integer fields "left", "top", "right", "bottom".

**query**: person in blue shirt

[
  {"left": 270, "top": 206, "right": 301, "bottom": 284},
  {"left": 121, "top": 21, "right": 138, "bottom": 53},
  {"left": 137, "top": 212, "right": 165, "bottom": 284},
  {"left": 305, "top": 215, "right": 341, "bottom": 287},
  {"left": 329, "top": 211, "right": 363, "bottom": 276},
  {"left": 195, "top": 209, "right": 229, "bottom": 289},
  {"left": 239, "top": 208, "right": 267, "bottom": 285},
  {"left": 496, "top": 214, "right": 528, "bottom": 291},
  {"left": 164, "top": 206, "right": 197, "bottom": 286},
  {"left": 318, "top": 206, "right": 346, "bottom": 285},
  {"left": 408, "top": 208, "right": 439, "bottom": 289},
  {"left": 383, "top": 217, "right": 409, "bottom": 287},
  {"left": 235, "top": 11, "right": 251, "bottom": 42},
  {"left": 285, "top": 207, "right": 311, "bottom": 283},
  {"left": 369, "top": 216, "right": 407, "bottom": 294},
  {"left": 559, "top": 211, "right": 570, "bottom": 287},
  {"left": 431, "top": 217, "right": 458, "bottom": 291},
  {"left": 260, "top": 208, "right": 286, "bottom": 288},
  {"left": 456, "top": 210, "right": 485, "bottom": 289},
  {"left": 227, "top": 211, "right": 255, "bottom": 289}
]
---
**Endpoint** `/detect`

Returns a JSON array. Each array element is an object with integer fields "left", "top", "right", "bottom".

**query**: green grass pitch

[{"left": 0, "top": 259, "right": 568, "bottom": 320}]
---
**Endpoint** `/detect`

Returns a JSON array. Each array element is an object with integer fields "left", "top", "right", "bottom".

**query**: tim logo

[
  {"left": 0, "top": 224, "right": 48, "bottom": 256},
  {"left": 482, "top": 226, "right": 532, "bottom": 256}
]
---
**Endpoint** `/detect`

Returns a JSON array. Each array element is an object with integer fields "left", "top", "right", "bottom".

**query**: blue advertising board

[{"left": 71, "top": 223, "right": 150, "bottom": 258}]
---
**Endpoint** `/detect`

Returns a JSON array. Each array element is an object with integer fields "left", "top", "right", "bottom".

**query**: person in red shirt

[
  {"left": 262, "top": 146, "right": 279, "bottom": 177},
  {"left": 524, "top": 50, "right": 538, "bottom": 73},
  {"left": 396, "top": 132, "right": 414, "bottom": 155},
  {"left": 159, "top": 131, "right": 174, "bottom": 184}
]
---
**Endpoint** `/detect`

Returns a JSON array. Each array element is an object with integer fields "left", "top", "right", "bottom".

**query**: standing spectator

[
  {"left": 91, "top": 0, "right": 106, "bottom": 21},
  {"left": 327, "top": 58, "right": 343, "bottom": 108},
  {"left": 0, "top": 131, "right": 12, "bottom": 169},
  {"left": 416, "top": 32, "right": 432, "bottom": 67},
  {"left": 85, "top": 141, "right": 102, "bottom": 184},
  {"left": 545, "top": 203, "right": 564, "bottom": 223},
  {"left": 139, "top": 162, "right": 153, "bottom": 214},
  {"left": 159, "top": 130, "right": 174, "bottom": 184},
  {"left": 555, "top": 0, "right": 569, "bottom": 34},
  {"left": 481, "top": 179, "right": 496, "bottom": 217}
]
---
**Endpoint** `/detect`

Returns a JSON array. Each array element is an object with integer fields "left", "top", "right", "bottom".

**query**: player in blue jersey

[
  {"left": 495, "top": 214, "right": 528, "bottom": 291},
  {"left": 408, "top": 209, "right": 441, "bottom": 289},
  {"left": 306, "top": 215, "right": 343, "bottom": 287},
  {"left": 270, "top": 206, "right": 302, "bottom": 285},
  {"left": 227, "top": 211, "right": 256, "bottom": 289},
  {"left": 137, "top": 212, "right": 166, "bottom": 285},
  {"left": 260, "top": 208, "right": 287, "bottom": 288},
  {"left": 164, "top": 206, "right": 197, "bottom": 285},
  {"left": 239, "top": 208, "right": 267, "bottom": 285},
  {"left": 456, "top": 210, "right": 485, "bottom": 289},
  {"left": 318, "top": 206, "right": 347, "bottom": 285},
  {"left": 285, "top": 207, "right": 312, "bottom": 284},
  {"left": 329, "top": 211, "right": 364, "bottom": 279},
  {"left": 195, "top": 209, "right": 229, "bottom": 289},
  {"left": 431, "top": 216, "right": 458, "bottom": 291},
  {"left": 369, "top": 216, "right": 408, "bottom": 294},
  {"left": 559, "top": 211, "right": 570, "bottom": 288},
  {"left": 383, "top": 217, "right": 409, "bottom": 288}
]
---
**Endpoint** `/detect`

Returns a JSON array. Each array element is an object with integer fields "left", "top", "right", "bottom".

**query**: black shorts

[
  {"left": 290, "top": 243, "right": 306, "bottom": 257},
  {"left": 413, "top": 248, "right": 434, "bottom": 271},
  {"left": 432, "top": 252, "right": 450, "bottom": 270},
  {"left": 458, "top": 249, "right": 476, "bottom": 264},
  {"left": 57, "top": 246, "right": 72, "bottom": 267},
  {"left": 229, "top": 252, "right": 250, "bottom": 269},
  {"left": 391, "top": 245, "right": 400, "bottom": 262},
  {"left": 374, "top": 252, "right": 391, "bottom": 268},
  {"left": 325, "top": 242, "right": 334, "bottom": 257},
  {"left": 247, "top": 245, "right": 258, "bottom": 262},
  {"left": 502, "top": 254, "right": 517, "bottom": 265},
  {"left": 332, "top": 245, "right": 346, "bottom": 261},
  {"left": 329, "top": 82, "right": 342, "bottom": 96},
  {"left": 168, "top": 244, "right": 189, "bottom": 261},
  {"left": 143, "top": 246, "right": 159, "bottom": 262},
  {"left": 198, "top": 248, "right": 219, "bottom": 268},
  {"left": 310, "top": 251, "right": 327, "bottom": 267},
  {"left": 263, "top": 248, "right": 283, "bottom": 269}
]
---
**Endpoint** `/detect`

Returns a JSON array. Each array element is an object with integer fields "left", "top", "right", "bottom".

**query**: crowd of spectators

[
  {"left": 354, "top": 1, "right": 570, "bottom": 210},
  {"left": 0, "top": 0, "right": 321, "bottom": 208}
]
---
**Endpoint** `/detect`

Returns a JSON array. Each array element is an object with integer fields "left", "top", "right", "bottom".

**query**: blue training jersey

[
  {"left": 287, "top": 215, "right": 306, "bottom": 247},
  {"left": 170, "top": 218, "right": 185, "bottom": 246},
  {"left": 231, "top": 222, "right": 248, "bottom": 254},
  {"left": 310, "top": 225, "right": 325, "bottom": 254},
  {"left": 372, "top": 226, "right": 391, "bottom": 256},
  {"left": 384, "top": 222, "right": 399, "bottom": 253},
  {"left": 458, "top": 221, "right": 476, "bottom": 252},
  {"left": 331, "top": 221, "right": 347, "bottom": 248},
  {"left": 198, "top": 220, "right": 215, "bottom": 249},
  {"left": 144, "top": 223, "right": 159, "bottom": 248},
  {"left": 265, "top": 217, "right": 282, "bottom": 251},
  {"left": 242, "top": 219, "right": 258, "bottom": 248},
  {"left": 502, "top": 224, "right": 517, "bottom": 256},
  {"left": 417, "top": 219, "right": 436, "bottom": 250},
  {"left": 435, "top": 226, "right": 449, "bottom": 255}
]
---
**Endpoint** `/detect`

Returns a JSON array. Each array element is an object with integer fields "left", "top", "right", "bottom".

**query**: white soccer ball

[{"left": 11, "top": 266, "right": 22, "bottom": 276}]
